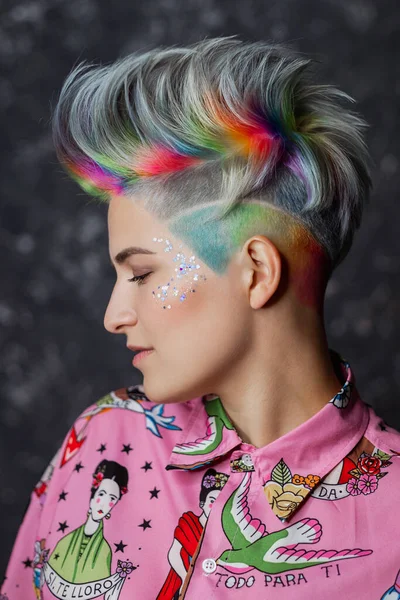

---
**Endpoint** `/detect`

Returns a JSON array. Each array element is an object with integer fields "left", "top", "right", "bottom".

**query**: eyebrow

[{"left": 112, "top": 246, "right": 157, "bottom": 266}]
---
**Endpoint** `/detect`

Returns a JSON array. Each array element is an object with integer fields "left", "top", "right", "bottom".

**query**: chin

[{"left": 142, "top": 378, "right": 204, "bottom": 405}]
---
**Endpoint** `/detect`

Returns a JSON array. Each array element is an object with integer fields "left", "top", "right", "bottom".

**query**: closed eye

[{"left": 127, "top": 272, "right": 152, "bottom": 285}]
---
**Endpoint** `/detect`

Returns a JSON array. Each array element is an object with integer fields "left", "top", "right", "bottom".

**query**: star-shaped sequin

[
  {"left": 74, "top": 462, "right": 84, "bottom": 473},
  {"left": 22, "top": 558, "right": 32, "bottom": 568},
  {"left": 149, "top": 487, "right": 160, "bottom": 499},
  {"left": 57, "top": 521, "right": 69, "bottom": 533},
  {"left": 53, "top": 553, "right": 60, "bottom": 560},
  {"left": 122, "top": 444, "right": 133, "bottom": 454},
  {"left": 114, "top": 540, "right": 127, "bottom": 553},
  {"left": 141, "top": 461, "right": 152, "bottom": 472},
  {"left": 138, "top": 519, "right": 152, "bottom": 531},
  {"left": 97, "top": 443, "right": 107, "bottom": 453},
  {"left": 58, "top": 490, "right": 68, "bottom": 502}
]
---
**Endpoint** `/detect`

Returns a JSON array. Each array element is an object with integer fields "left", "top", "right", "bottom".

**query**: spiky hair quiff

[{"left": 51, "top": 35, "right": 372, "bottom": 273}]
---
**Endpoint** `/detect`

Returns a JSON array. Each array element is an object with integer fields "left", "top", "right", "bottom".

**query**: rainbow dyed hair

[{"left": 51, "top": 36, "right": 372, "bottom": 277}]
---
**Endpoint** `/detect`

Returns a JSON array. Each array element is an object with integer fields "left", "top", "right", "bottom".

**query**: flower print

[
  {"left": 116, "top": 560, "right": 134, "bottom": 578},
  {"left": 346, "top": 477, "right": 362, "bottom": 496},
  {"left": 203, "top": 475, "right": 216, "bottom": 488},
  {"left": 230, "top": 457, "right": 254, "bottom": 473},
  {"left": 292, "top": 474, "right": 305, "bottom": 485},
  {"left": 304, "top": 474, "right": 321, "bottom": 489},
  {"left": 264, "top": 482, "right": 309, "bottom": 519},
  {"left": 92, "top": 472, "right": 104, "bottom": 488},
  {"left": 215, "top": 473, "right": 228, "bottom": 483},
  {"left": 358, "top": 473, "right": 378, "bottom": 495},
  {"left": 214, "top": 473, "right": 229, "bottom": 488},
  {"left": 357, "top": 454, "right": 382, "bottom": 476}
]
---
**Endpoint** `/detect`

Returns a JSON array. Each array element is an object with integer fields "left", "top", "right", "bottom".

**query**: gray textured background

[{"left": 1, "top": 0, "right": 399, "bottom": 576}]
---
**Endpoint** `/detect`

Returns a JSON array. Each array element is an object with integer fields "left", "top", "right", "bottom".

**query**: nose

[{"left": 103, "top": 286, "right": 138, "bottom": 334}]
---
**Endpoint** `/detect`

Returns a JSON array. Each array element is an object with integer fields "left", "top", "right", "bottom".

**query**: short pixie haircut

[{"left": 51, "top": 36, "right": 372, "bottom": 277}]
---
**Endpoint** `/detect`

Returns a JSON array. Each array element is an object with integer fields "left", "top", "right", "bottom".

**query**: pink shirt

[{"left": 2, "top": 349, "right": 400, "bottom": 600}]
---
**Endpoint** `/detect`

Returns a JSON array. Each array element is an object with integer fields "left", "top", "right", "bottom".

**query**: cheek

[
  {"left": 96, "top": 498, "right": 100, "bottom": 504},
  {"left": 148, "top": 240, "right": 209, "bottom": 315},
  {"left": 208, "top": 503, "right": 213, "bottom": 510},
  {"left": 147, "top": 271, "right": 208, "bottom": 324},
  {"left": 109, "top": 501, "right": 115, "bottom": 508}
]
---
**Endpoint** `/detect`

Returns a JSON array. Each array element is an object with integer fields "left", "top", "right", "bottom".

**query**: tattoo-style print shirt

[{"left": 2, "top": 348, "right": 400, "bottom": 600}]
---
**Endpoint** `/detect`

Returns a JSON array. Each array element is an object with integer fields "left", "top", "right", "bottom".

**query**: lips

[{"left": 127, "top": 345, "right": 154, "bottom": 354}]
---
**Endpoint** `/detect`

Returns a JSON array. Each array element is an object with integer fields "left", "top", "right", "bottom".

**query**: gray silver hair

[{"left": 51, "top": 35, "right": 372, "bottom": 272}]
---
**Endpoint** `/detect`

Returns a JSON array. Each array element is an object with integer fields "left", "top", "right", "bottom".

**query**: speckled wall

[{"left": 1, "top": 0, "right": 399, "bottom": 575}]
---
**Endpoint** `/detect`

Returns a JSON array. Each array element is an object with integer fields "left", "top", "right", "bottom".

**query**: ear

[{"left": 243, "top": 236, "right": 282, "bottom": 310}]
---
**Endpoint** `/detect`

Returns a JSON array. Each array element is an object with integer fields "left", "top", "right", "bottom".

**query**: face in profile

[
  {"left": 89, "top": 478, "right": 120, "bottom": 521},
  {"left": 104, "top": 193, "right": 254, "bottom": 405},
  {"left": 201, "top": 490, "right": 221, "bottom": 518}
]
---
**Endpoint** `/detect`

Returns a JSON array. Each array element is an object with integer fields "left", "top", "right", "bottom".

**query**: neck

[
  {"left": 199, "top": 512, "right": 207, "bottom": 527},
  {"left": 214, "top": 304, "right": 343, "bottom": 449},
  {"left": 84, "top": 515, "right": 100, "bottom": 536}
]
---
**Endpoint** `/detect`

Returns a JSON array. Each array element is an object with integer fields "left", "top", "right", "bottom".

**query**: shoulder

[
  {"left": 364, "top": 403, "right": 400, "bottom": 457},
  {"left": 37, "top": 384, "right": 200, "bottom": 505},
  {"left": 72, "top": 382, "right": 196, "bottom": 441}
]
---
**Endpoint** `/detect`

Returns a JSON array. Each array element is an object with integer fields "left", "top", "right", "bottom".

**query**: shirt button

[
  {"left": 241, "top": 453, "right": 254, "bottom": 468},
  {"left": 202, "top": 558, "right": 217, "bottom": 574}
]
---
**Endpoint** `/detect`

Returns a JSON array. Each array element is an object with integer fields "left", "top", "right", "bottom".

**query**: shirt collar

[{"left": 165, "top": 349, "right": 369, "bottom": 520}]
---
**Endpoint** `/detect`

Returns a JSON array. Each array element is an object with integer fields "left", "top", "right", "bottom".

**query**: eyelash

[{"left": 127, "top": 272, "right": 152, "bottom": 285}]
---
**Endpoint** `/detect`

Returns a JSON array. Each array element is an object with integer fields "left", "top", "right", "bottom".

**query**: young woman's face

[
  {"left": 90, "top": 479, "right": 120, "bottom": 521},
  {"left": 104, "top": 193, "right": 253, "bottom": 404},
  {"left": 201, "top": 490, "right": 221, "bottom": 518}
]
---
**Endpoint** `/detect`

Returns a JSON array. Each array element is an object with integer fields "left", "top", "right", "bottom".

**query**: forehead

[
  {"left": 108, "top": 194, "right": 163, "bottom": 240},
  {"left": 98, "top": 478, "right": 120, "bottom": 494},
  {"left": 206, "top": 490, "right": 219, "bottom": 498}
]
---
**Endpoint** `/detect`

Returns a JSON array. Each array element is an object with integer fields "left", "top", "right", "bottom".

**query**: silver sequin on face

[{"left": 151, "top": 237, "right": 207, "bottom": 310}]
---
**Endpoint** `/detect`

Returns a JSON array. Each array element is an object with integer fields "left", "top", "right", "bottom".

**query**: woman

[
  {"left": 47, "top": 459, "right": 128, "bottom": 583},
  {"left": 2, "top": 36, "right": 400, "bottom": 600},
  {"left": 157, "top": 468, "right": 229, "bottom": 599}
]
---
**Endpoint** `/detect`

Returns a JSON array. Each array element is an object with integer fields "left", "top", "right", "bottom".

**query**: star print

[
  {"left": 114, "top": 540, "right": 127, "bottom": 552},
  {"left": 122, "top": 444, "right": 133, "bottom": 454},
  {"left": 138, "top": 519, "right": 152, "bottom": 531},
  {"left": 74, "top": 462, "right": 84, "bottom": 473},
  {"left": 97, "top": 443, "right": 107, "bottom": 453},
  {"left": 141, "top": 461, "right": 152, "bottom": 472},
  {"left": 22, "top": 558, "right": 32, "bottom": 568},
  {"left": 58, "top": 490, "right": 68, "bottom": 502},
  {"left": 149, "top": 487, "right": 160, "bottom": 499},
  {"left": 57, "top": 521, "right": 69, "bottom": 533}
]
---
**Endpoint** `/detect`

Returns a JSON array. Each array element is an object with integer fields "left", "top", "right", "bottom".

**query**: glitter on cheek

[{"left": 150, "top": 237, "right": 207, "bottom": 310}]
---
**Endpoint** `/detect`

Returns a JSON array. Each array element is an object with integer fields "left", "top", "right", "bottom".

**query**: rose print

[
  {"left": 357, "top": 455, "right": 382, "bottom": 476},
  {"left": 264, "top": 481, "right": 309, "bottom": 519},
  {"left": 264, "top": 459, "right": 321, "bottom": 518},
  {"left": 344, "top": 451, "right": 392, "bottom": 497}
]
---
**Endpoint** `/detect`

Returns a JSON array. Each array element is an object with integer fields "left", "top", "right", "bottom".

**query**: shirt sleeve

[
  {"left": 0, "top": 394, "right": 102, "bottom": 599},
  {"left": 0, "top": 444, "right": 61, "bottom": 598}
]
